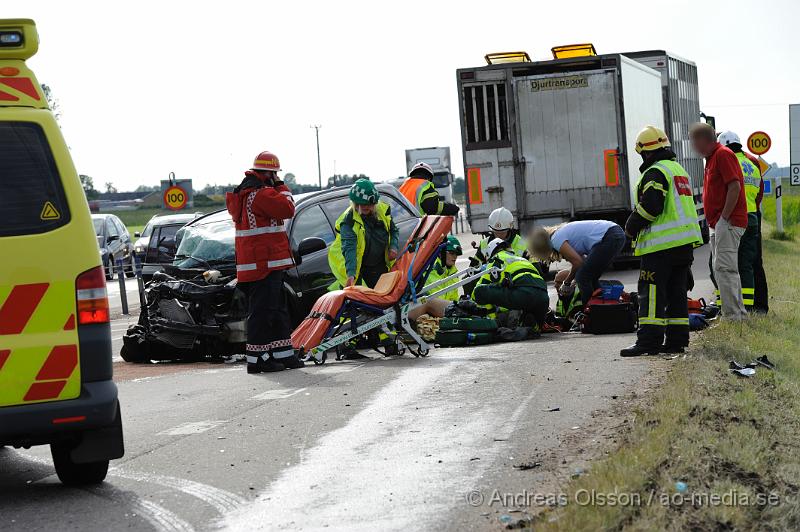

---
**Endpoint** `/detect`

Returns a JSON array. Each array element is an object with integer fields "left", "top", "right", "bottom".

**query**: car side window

[
  {"left": 291, "top": 205, "right": 335, "bottom": 248},
  {"left": 114, "top": 218, "right": 128, "bottom": 237},
  {"left": 106, "top": 219, "right": 119, "bottom": 238},
  {"left": 156, "top": 225, "right": 180, "bottom": 262},
  {"left": 381, "top": 193, "right": 415, "bottom": 222},
  {"left": 321, "top": 197, "right": 351, "bottom": 228}
]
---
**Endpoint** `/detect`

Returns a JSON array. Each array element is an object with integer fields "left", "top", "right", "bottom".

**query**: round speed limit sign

[
  {"left": 747, "top": 131, "right": 771, "bottom": 155},
  {"left": 163, "top": 185, "right": 188, "bottom": 211}
]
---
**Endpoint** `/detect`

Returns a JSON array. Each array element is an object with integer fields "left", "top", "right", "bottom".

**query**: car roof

[
  {"left": 146, "top": 212, "right": 202, "bottom": 227},
  {"left": 186, "top": 184, "right": 409, "bottom": 227}
]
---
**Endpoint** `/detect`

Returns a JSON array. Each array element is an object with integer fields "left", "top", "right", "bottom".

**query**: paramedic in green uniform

[{"left": 472, "top": 238, "right": 549, "bottom": 325}]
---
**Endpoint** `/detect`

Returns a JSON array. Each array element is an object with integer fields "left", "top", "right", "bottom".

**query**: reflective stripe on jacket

[
  {"left": 425, "top": 258, "right": 460, "bottom": 301},
  {"left": 399, "top": 177, "right": 441, "bottom": 215},
  {"left": 736, "top": 152, "right": 762, "bottom": 214},
  {"left": 633, "top": 160, "right": 702, "bottom": 256},
  {"left": 226, "top": 180, "right": 295, "bottom": 282},
  {"left": 478, "top": 233, "right": 527, "bottom": 262},
  {"left": 328, "top": 202, "right": 394, "bottom": 288}
]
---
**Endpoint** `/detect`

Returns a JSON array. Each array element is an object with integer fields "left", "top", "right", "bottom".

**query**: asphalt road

[{"left": 1, "top": 246, "right": 713, "bottom": 532}]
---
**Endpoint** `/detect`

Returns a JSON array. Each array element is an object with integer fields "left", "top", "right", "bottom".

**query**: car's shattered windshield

[{"left": 173, "top": 216, "right": 235, "bottom": 268}]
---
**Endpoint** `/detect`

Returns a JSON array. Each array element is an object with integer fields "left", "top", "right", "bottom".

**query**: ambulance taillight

[{"left": 76, "top": 266, "right": 110, "bottom": 325}]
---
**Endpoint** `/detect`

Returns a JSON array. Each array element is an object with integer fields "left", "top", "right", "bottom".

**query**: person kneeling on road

[
  {"left": 226, "top": 150, "right": 305, "bottom": 373},
  {"left": 425, "top": 235, "right": 463, "bottom": 301},
  {"left": 328, "top": 179, "right": 400, "bottom": 359},
  {"left": 528, "top": 219, "right": 626, "bottom": 308},
  {"left": 620, "top": 126, "right": 703, "bottom": 357},
  {"left": 472, "top": 238, "right": 549, "bottom": 328}
]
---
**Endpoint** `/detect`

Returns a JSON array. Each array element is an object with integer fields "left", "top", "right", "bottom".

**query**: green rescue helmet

[
  {"left": 349, "top": 178, "right": 379, "bottom": 205},
  {"left": 446, "top": 235, "right": 462, "bottom": 255}
]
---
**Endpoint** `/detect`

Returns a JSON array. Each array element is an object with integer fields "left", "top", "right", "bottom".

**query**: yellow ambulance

[{"left": 0, "top": 19, "right": 124, "bottom": 484}]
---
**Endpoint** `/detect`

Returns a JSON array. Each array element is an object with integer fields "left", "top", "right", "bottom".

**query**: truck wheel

[{"left": 51, "top": 441, "right": 109, "bottom": 485}]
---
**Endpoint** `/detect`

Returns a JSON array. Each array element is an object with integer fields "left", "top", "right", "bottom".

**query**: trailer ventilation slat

[{"left": 461, "top": 82, "right": 509, "bottom": 147}]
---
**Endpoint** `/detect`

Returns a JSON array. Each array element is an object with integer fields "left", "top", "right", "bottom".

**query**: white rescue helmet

[
  {"left": 487, "top": 207, "right": 514, "bottom": 231},
  {"left": 485, "top": 237, "right": 507, "bottom": 258},
  {"left": 409, "top": 162, "right": 434, "bottom": 180},
  {"left": 718, "top": 130, "right": 742, "bottom": 147}
]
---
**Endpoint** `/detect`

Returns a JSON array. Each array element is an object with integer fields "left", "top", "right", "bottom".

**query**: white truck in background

[
  {"left": 405, "top": 147, "right": 454, "bottom": 203},
  {"left": 456, "top": 47, "right": 708, "bottom": 248}
]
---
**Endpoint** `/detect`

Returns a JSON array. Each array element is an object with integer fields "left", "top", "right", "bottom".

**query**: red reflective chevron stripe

[
  {"left": 24, "top": 381, "right": 67, "bottom": 401},
  {"left": 0, "top": 89, "right": 18, "bottom": 101},
  {"left": 36, "top": 345, "right": 78, "bottom": 380},
  {"left": 0, "top": 78, "right": 41, "bottom": 100},
  {"left": 0, "top": 283, "right": 49, "bottom": 335},
  {"left": 0, "top": 349, "right": 9, "bottom": 371}
]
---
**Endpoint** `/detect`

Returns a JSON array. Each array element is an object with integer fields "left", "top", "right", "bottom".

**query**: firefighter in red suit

[{"left": 226, "top": 151, "right": 304, "bottom": 373}]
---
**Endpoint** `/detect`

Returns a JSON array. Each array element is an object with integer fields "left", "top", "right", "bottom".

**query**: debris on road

[{"left": 513, "top": 461, "right": 542, "bottom": 470}]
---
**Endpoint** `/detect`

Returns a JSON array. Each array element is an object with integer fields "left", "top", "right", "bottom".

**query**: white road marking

[
  {"left": 159, "top": 420, "right": 226, "bottom": 436},
  {"left": 250, "top": 387, "right": 307, "bottom": 401},
  {"left": 221, "top": 352, "right": 536, "bottom": 531}
]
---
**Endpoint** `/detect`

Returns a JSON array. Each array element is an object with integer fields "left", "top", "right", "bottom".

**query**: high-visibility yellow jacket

[
  {"left": 633, "top": 160, "right": 703, "bottom": 256},
  {"left": 735, "top": 152, "right": 762, "bottom": 214},
  {"left": 425, "top": 258, "right": 460, "bottom": 301},
  {"left": 328, "top": 202, "right": 395, "bottom": 288}
]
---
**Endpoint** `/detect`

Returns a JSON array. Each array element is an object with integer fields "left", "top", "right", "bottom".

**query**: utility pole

[{"left": 311, "top": 125, "right": 322, "bottom": 189}]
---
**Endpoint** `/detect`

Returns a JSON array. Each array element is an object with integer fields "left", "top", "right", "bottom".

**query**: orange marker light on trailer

[{"left": 0, "top": 66, "right": 19, "bottom": 76}]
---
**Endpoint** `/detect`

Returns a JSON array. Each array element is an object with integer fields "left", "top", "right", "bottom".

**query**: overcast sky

[{"left": 13, "top": 0, "right": 800, "bottom": 190}]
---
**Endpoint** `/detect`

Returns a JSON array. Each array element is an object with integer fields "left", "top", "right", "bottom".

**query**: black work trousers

[
  {"left": 636, "top": 245, "right": 694, "bottom": 349},
  {"left": 753, "top": 211, "right": 769, "bottom": 313},
  {"left": 240, "top": 270, "right": 293, "bottom": 360}
]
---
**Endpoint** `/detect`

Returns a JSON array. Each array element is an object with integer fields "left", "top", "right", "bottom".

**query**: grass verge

[{"left": 534, "top": 230, "right": 800, "bottom": 531}]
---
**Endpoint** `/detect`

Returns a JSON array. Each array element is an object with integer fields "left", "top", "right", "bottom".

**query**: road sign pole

[{"left": 776, "top": 181, "right": 784, "bottom": 233}]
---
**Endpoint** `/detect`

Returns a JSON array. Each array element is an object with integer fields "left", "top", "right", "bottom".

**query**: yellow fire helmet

[{"left": 634, "top": 125, "right": 671, "bottom": 154}]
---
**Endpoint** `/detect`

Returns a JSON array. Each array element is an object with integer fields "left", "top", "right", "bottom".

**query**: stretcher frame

[{"left": 299, "top": 257, "right": 499, "bottom": 364}]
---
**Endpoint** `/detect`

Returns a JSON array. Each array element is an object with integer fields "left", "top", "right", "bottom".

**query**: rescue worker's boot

[
  {"left": 660, "top": 345, "right": 685, "bottom": 354},
  {"left": 280, "top": 351, "right": 306, "bottom": 370},
  {"left": 247, "top": 353, "right": 285, "bottom": 374},
  {"left": 620, "top": 344, "right": 660, "bottom": 357}
]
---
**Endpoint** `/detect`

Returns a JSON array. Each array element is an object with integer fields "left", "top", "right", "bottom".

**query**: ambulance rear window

[{"left": 0, "top": 122, "right": 70, "bottom": 236}]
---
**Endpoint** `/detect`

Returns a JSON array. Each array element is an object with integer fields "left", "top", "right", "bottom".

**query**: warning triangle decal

[{"left": 40, "top": 202, "right": 61, "bottom": 220}]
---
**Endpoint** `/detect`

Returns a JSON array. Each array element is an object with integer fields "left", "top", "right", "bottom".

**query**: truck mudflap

[{"left": 68, "top": 402, "right": 124, "bottom": 463}]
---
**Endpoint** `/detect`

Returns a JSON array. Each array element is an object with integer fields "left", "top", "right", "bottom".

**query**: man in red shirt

[{"left": 690, "top": 123, "right": 748, "bottom": 320}]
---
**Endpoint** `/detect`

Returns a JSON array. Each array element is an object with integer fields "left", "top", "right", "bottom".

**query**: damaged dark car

[{"left": 121, "top": 185, "right": 420, "bottom": 363}]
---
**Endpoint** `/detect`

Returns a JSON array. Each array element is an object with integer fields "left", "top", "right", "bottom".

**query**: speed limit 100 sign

[
  {"left": 163, "top": 185, "right": 188, "bottom": 210},
  {"left": 747, "top": 131, "right": 771, "bottom": 155}
]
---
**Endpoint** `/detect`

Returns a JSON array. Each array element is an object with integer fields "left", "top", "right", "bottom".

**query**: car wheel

[
  {"left": 125, "top": 254, "right": 136, "bottom": 278},
  {"left": 105, "top": 257, "right": 115, "bottom": 281},
  {"left": 51, "top": 441, "right": 109, "bottom": 485}
]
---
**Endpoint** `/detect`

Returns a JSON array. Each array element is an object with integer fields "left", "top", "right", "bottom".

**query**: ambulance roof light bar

[
  {"left": 484, "top": 51, "right": 532, "bottom": 65},
  {"left": 0, "top": 19, "right": 38, "bottom": 60},
  {"left": 551, "top": 43, "right": 597, "bottom": 60}
]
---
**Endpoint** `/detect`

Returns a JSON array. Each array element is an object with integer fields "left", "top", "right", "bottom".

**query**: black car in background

[
  {"left": 91, "top": 213, "right": 135, "bottom": 280},
  {"left": 122, "top": 184, "right": 420, "bottom": 362},
  {"left": 133, "top": 212, "right": 203, "bottom": 281}
]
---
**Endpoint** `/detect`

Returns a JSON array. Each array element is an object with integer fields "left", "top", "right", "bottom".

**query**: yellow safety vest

[
  {"left": 478, "top": 233, "right": 527, "bottom": 261},
  {"left": 633, "top": 160, "right": 703, "bottom": 256},
  {"left": 736, "top": 152, "right": 761, "bottom": 214},
  {"left": 328, "top": 202, "right": 393, "bottom": 287},
  {"left": 425, "top": 258, "right": 460, "bottom": 301}
]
